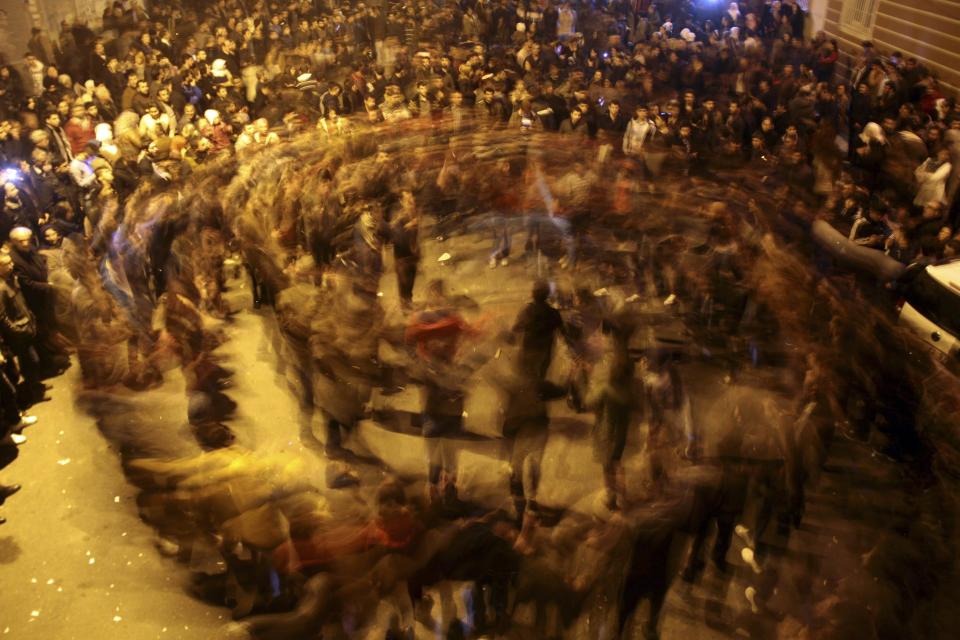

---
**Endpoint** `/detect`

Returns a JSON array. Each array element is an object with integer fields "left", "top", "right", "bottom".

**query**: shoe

[
  {"left": 10, "top": 433, "right": 26, "bottom": 445},
  {"left": 17, "top": 415, "right": 38, "bottom": 429},
  {"left": 500, "top": 258, "right": 509, "bottom": 267},
  {"left": 0, "top": 484, "right": 20, "bottom": 504},
  {"left": 745, "top": 586, "right": 759, "bottom": 614},
  {"left": 488, "top": 257, "right": 497, "bottom": 268},
  {"left": 663, "top": 293, "right": 677, "bottom": 306},
  {"left": 734, "top": 524, "right": 755, "bottom": 549},
  {"left": 741, "top": 547, "right": 762, "bottom": 574},
  {"left": 0, "top": 515, "right": 5, "bottom": 525}
]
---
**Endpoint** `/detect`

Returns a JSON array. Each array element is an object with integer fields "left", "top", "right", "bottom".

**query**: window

[{"left": 840, "top": 0, "right": 880, "bottom": 40}]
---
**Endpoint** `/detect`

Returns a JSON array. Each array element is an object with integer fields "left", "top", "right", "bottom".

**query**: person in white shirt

[
  {"left": 69, "top": 142, "right": 100, "bottom": 225},
  {"left": 234, "top": 122, "right": 257, "bottom": 152},
  {"left": 23, "top": 54, "right": 45, "bottom": 97},
  {"left": 623, "top": 105, "right": 657, "bottom": 176},
  {"left": 138, "top": 104, "right": 174, "bottom": 142},
  {"left": 68, "top": 142, "right": 98, "bottom": 191},
  {"left": 914, "top": 148, "right": 953, "bottom": 208}
]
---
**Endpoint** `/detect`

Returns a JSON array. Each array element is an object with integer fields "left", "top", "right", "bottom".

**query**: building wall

[
  {"left": 822, "top": 0, "right": 960, "bottom": 94},
  {"left": 41, "top": 0, "right": 111, "bottom": 33},
  {"left": 0, "top": 0, "right": 110, "bottom": 65},
  {"left": 0, "top": 0, "right": 40, "bottom": 65},
  {"left": 810, "top": 0, "right": 827, "bottom": 34}
]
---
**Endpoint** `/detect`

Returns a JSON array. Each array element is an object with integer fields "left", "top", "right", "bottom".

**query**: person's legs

[
  {"left": 557, "top": 213, "right": 582, "bottom": 269},
  {"left": 603, "top": 462, "right": 618, "bottom": 509},
  {"left": 465, "top": 580, "right": 487, "bottom": 634},
  {"left": 712, "top": 514, "right": 735, "bottom": 572},
  {"left": 12, "top": 344, "right": 45, "bottom": 406},
  {"left": 0, "top": 365, "right": 21, "bottom": 437},
  {"left": 645, "top": 581, "right": 667, "bottom": 640},
  {"left": 439, "top": 438, "right": 460, "bottom": 498},
  {"left": 245, "top": 262, "right": 263, "bottom": 308},
  {"left": 505, "top": 434, "right": 526, "bottom": 518},
  {"left": 395, "top": 257, "right": 417, "bottom": 307},
  {"left": 518, "top": 424, "right": 548, "bottom": 508},
  {"left": 523, "top": 216, "right": 540, "bottom": 256},
  {"left": 514, "top": 423, "right": 548, "bottom": 552},
  {"left": 242, "top": 65, "right": 261, "bottom": 103},
  {"left": 618, "top": 570, "right": 644, "bottom": 638},
  {"left": 325, "top": 417, "right": 344, "bottom": 455},
  {"left": 426, "top": 434, "right": 443, "bottom": 487},
  {"left": 436, "top": 581, "right": 458, "bottom": 636},
  {"left": 682, "top": 518, "right": 711, "bottom": 583},
  {"left": 490, "top": 217, "right": 511, "bottom": 264},
  {"left": 237, "top": 574, "right": 333, "bottom": 640}
]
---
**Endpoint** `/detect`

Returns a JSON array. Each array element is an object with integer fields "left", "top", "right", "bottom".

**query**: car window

[{"left": 906, "top": 270, "right": 960, "bottom": 338}]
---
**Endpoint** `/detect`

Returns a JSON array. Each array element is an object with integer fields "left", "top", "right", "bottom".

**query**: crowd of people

[
  {"left": 1, "top": 0, "right": 959, "bottom": 263},
  {"left": 1, "top": 0, "right": 959, "bottom": 637}
]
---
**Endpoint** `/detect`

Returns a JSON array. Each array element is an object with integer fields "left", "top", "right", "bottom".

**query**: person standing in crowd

[
  {"left": 0, "top": 251, "right": 45, "bottom": 407},
  {"left": 8, "top": 226, "right": 69, "bottom": 377},
  {"left": 623, "top": 104, "right": 657, "bottom": 174},
  {"left": 511, "top": 279, "right": 570, "bottom": 388},
  {"left": 914, "top": 147, "right": 953, "bottom": 209},
  {"left": 588, "top": 311, "right": 640, "bottom": 511},
  {"left": 405, "top": 280, "right": 476, "bottom": 506},
  {"left": 391, "top": 189, "right": 420, "bottom": 311}
]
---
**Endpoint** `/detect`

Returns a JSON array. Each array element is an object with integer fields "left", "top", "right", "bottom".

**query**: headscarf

[{"left": 860, "top": 122, "right": 887, "bottom": 145}]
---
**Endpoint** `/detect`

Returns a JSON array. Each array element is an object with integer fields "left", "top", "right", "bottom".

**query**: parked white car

[{"left": 897, "top": 260, "right": 960, "bottom": 362}]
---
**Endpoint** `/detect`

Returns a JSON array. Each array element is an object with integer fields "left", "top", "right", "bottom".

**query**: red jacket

[
  {"left": 272, "top": 510, "right": 422, "bottom": 574},
  {"left": 64, "top": 117, "right": 96, "bottom": 156},
  {"left": 405, "top": 312, "right": 472, "bottom": 364}
]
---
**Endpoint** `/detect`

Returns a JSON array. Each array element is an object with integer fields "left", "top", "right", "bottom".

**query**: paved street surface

[
  {"left": 0, "top": 352, "right": 226, "bottom": 639},
  {"left": 0, "top": 225, "right": 939, "bottom": 639}
]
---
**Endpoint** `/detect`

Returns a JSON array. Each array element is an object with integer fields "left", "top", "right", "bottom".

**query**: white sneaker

[
  {"left": 18, "top": 415, "right": 38, "bottom": 428},
  {"left": 741, "top": 547, "right": 762, "bottom": 574},
  {"left": 438, "top": 252, "right": 451, "bottom": 263},
  {"left": 663, "top": 293, "right": 677, "bottom": 306},
  {"left": 10, "top": 433, "right": 26, "bottom": 445},
  {"left": 500, "top": 258, "right": 509, "bottom": 267},
  {"left": 488, "top": 257, "right": 497, "bottom": 268},
  {"left": 734, "top": 524, "right": 755, "bottom": 548}
]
